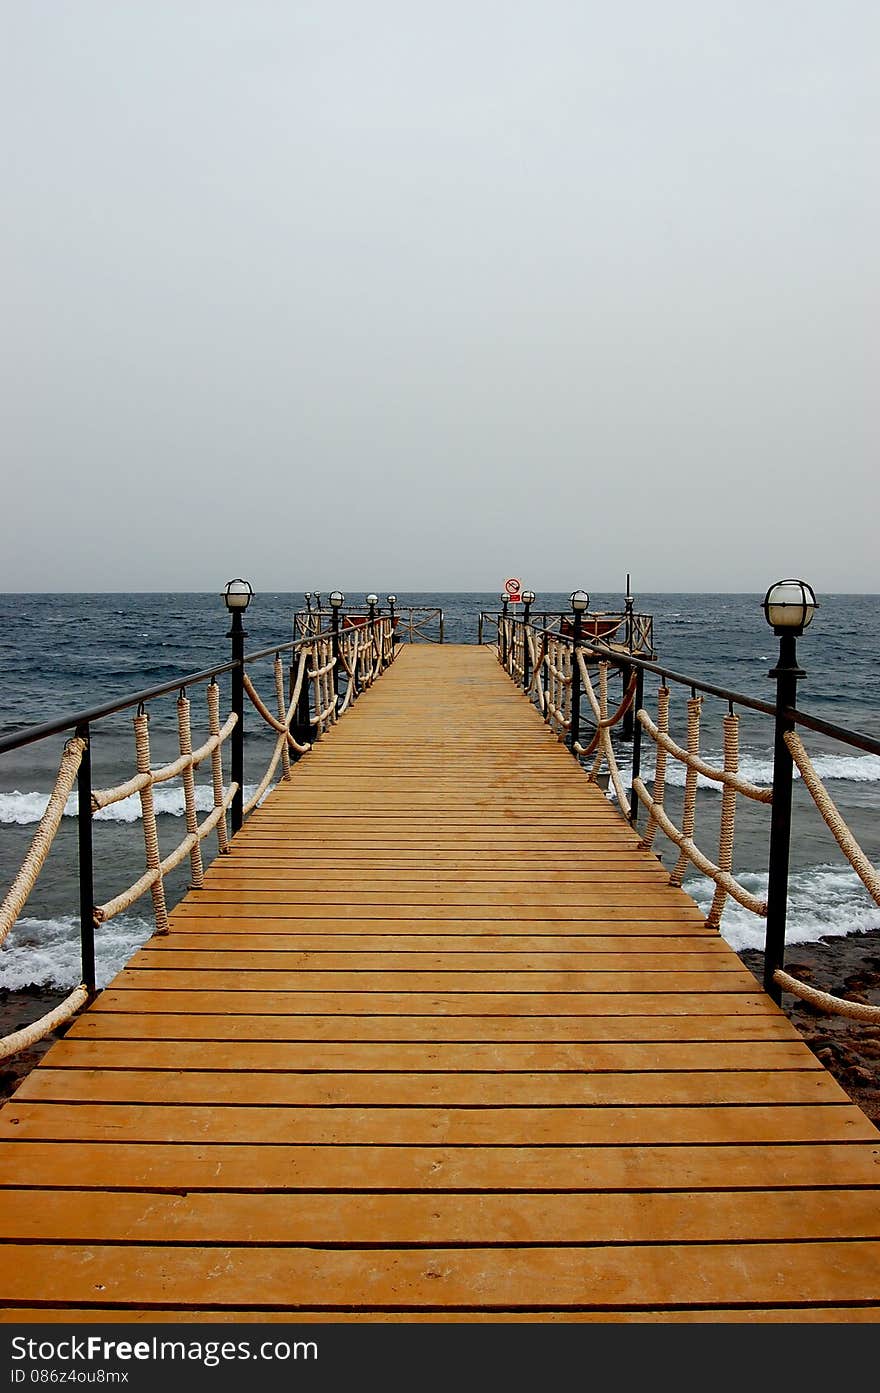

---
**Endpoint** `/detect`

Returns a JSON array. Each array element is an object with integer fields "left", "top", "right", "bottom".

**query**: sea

[{"left": 1, "top": 590, "right": 879, "bottom": 993}]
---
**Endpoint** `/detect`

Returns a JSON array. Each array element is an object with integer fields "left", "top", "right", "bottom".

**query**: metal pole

[
  {"left": 522, "top": 601, "right": 532, "bottom": 690},
  {"left": 763, "top": 631, "right": 803, "bottom": 1002},
  {"left": 76, "top": 721, "right": 96, "bottom": 997},
  {"left": 622, "top": 575, "right": 635, "bottom": 740},
  {"left": 294, "top": 643, "right": 313, "bottom": 741},
  {"left": 629, "top": 666, "right": 644, "bottom": 825},
  {"left": 500, "top": 599, "right": 509, "bottom": 667},
  {"left": 331, "top": 606, "right": 340, "bottom": 699},
  {"left": 570, "top": 608, "right": 583, "bottom": 749},
  {"left": 229, "top": 609, "right": 246, "bottom": 835},
  {"left": 478, "top": 612, "right": 484, "bottom": 644}
]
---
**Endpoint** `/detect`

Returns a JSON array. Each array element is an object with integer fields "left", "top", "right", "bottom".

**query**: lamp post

[
  {"left": 569, "top": 589, "right": 589, "bottom": 749},
  {"left": 622, "top": 574, "right": 635, "bottom": 740},
  {"left": 521, "top": 590, "right": 536, "bottom": 690},
  {"left": 329, "top": 590, "right": 344, "bottom": 699},
  {"left": 223, "top": 578, "right": 254, "bottom": 835},
  {"left": 762, "top": 579, "right": 818, "bottom": 1003},
  {"left": 387, "top": 595, "right": 397, "bottom": 647},
  {"left": 500, "top": 596, "right": 509, "bottom": 668}
]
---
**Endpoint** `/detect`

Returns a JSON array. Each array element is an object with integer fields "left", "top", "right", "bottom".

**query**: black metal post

[
  {"left": 622, "top": 576, "right": 635, "bottom": 740},
  {"left": 500, "top": 598, "right": 509, "bottom": 667},
  {"left": 228, "top": 609, "right": 246, "bottom": 835},
  {"left": 293, "top": 645, "right": 313, "bottom": 743},
  {"left": 629, "top": 665, "right": 644, "bottom": 825},
  {"left": 621, "top": 664, "right": 634, "bottom": 740},
  {"left": 522, "top": 600, "right": 532, "bottom": 690},
  {"left": 331, "top": 605, "right": 340, "bottom": 699},
  {"left": 76, "top": 721, "right": 96, "bottom": 997},
  {"left": 367, "top": 598, "right": 377, "bottom": 670},
  {"left": 569, "top": 608, "right": 583, "bottom": 749},
  {"left": 763, "top": 630, "right": 804, "bottom": 1002},
  {"left": 478, "top": 612, "right": 484, "bottom": 644}
]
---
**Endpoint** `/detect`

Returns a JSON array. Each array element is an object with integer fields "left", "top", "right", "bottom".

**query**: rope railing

[
  {"left": 0, "top": 737, "right": 89, "bottom": 1059},
  {"left": 0, "top": 610, "right": 400, "bottom": 1059},
  {"left": 632, "top": 686, "right": 768, "bottom": 923},
  {"left": 768, "top": 730, "right": 880, "bottom": 1021},
  {"left": 496, "top": 604, "right": 880, "bottom": 1024},
  {"left": 573, "top": 656, "right": 637, "bottom": 816}
]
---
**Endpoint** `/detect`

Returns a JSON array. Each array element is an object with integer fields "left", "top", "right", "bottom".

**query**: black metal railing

[
  {"left": 0, "top": 608, "right": 396, "bottom": 1034},
  {"left": 494, "top": 609, "right": 880, "bottom": 1008},
  {"left": 295, "top": 603, "right": 444, "bottom": 644}
]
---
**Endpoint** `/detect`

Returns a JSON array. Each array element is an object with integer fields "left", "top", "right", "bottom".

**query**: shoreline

[{"left": 1, "top": 931, "right": 878, "bottom": 1124}]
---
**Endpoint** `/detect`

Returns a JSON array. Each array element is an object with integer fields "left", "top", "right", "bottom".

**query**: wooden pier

[{"left": 0, "top": 644, "right": 879, "bottom": 1320}]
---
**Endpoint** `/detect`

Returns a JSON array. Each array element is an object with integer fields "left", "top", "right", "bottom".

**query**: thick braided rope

[
  {"left": 773, "top": 969, "right": 880, "bottom": 1021},
  {"left": 785, "top": 730, "right": 880, "bottom": 903},
  {"left": 707, "top": 712, "right": 740, "bottom": 929},
  {"left": 275, "top": 656, "right": 291, "bottom": 780},
  {"left": 572, "top": 657, "right": 636, "bottom": 814},
  {"left": 177, "top": 694, "right": 204, "bottom": 888},
  {"left": 338, "top": 631, "right": 360, "bottom": 681},
  {"left": 632, "top": 778, "right": 767, "bottom": 917},
  {"left": 572, "top": 659, "right": 633, "bottom": 818},
  {"left": 670, "top": 696, "right": 702, "bottom": 887},
  {"left": 92, "top": 716, "right": 236, "bottom": 811},
  {"left": 133, "top": 711, "right": 169, "bottom": 935},
  {"left": 95, "top": 786, "right": 236, "bottom": 922},
  {"left": 0, "top": 984, "right": 89, "bottom": 1062},
  {"left": 636, "top": 712, "right": 772, "bottom": 803},
  {"left": 337, "top": 633, "right": 360, "bottom": 713},
  {"left": 0, "top": 736, "right": 86, "bottom": 947},
  {"left": 527, "top": 637, "right": 547, "bottom": 708},
  {"left": 241, "top": 662, "right": 314, "bottom": 816},
  {"left": 242, "top": 659, "right": 311, "bottom": 752},
  {"left": 594, "top": 663, "right": 631, "bottom": 818},
  {"left": 543, "top": 639, "right": 568, "bottom": 734},
  {"left": 207, "top": 680, "right": 231, "bottom": 853},
  {"left": 638, "top": 686, "right": 670, "bottom": 852}
]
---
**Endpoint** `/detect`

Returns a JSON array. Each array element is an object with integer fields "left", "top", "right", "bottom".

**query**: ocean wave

[
  {"left": 0, "top": 914, "right": 154, "bottom": 991},
  {"left": 684, "top": 864, "right": 880, "bottom": 953},
  {"left": 641, "top": 752, "right": 880, "bottom": 790},
  {"left": 0, "top": 783, "right": 271, "bottom": 825}
]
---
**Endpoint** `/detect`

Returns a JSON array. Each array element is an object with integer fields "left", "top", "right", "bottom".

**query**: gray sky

[{"left": 2, "top": 1, "right": 877, "bottom": 593}]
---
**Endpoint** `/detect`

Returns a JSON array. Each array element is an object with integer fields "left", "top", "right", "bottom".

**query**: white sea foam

[
  {"left": 684, "top": 864, "right": 880, "bottom": 953},
  {"left": 0, "top": 783, "right": 270, "bottom": 825},
  {"left": 0, "top": 914, "right": 154, "bottom": 990},
  {"left": 641, "top": 752, "right": 880, "bottom": 790}
]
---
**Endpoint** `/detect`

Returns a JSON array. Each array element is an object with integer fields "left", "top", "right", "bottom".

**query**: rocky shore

[{"left": 1, "top": 933, "right": 879, "bottom": 1125}]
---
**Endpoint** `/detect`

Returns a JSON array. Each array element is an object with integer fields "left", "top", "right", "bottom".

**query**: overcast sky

[{"left": 2, "top": 2, "right": 877, "bottom": 593}]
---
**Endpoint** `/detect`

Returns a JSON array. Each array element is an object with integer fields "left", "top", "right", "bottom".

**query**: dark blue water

[{"left": 1, "top": 591, "right": 878, "bottom": 989}]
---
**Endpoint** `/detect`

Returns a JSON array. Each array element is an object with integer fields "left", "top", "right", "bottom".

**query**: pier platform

[{"left": 0, "top": 645, "right": 878, "bottom": 1320}]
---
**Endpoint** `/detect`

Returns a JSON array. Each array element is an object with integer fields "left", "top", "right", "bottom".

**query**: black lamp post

[
  {"left": 569, "top": 589, "right": 589, "bottom": 748},
  {"left": 762, "top": 579, "right": 818, "bottom": 1002},
  {"left": 521, "top": 589, "right": 536, "bottom": 690},
  {"left": 329, "top": 590, "right": 344, "bottom": 698},
  {"left": 223, "top": 578, "right": 254, "bottom": 835},
  {"left": 622, "top": 574, "right": 635, "bottom": 739}
]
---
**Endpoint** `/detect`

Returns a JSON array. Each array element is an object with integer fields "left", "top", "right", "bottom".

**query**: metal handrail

[
  {"left": 0, "top": 635, "right": 314, "bottom": 757},
  {"left": 496, "top": 610, "right": 880, "bottom": 1012}
]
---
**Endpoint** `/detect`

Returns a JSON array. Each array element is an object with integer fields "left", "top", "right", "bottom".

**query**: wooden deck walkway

[{"left": 1, "top": 644, "right": 879, "bottom": 1321}]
